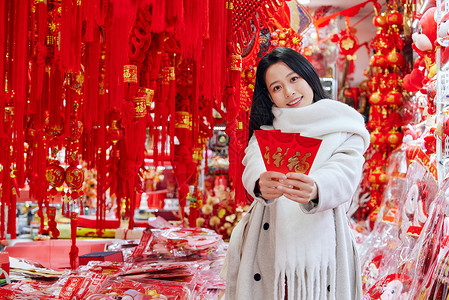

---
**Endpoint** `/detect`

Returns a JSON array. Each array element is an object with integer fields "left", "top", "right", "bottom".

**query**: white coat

[{"left": 222, "top": 99, "right": 370, "bottom": 300}]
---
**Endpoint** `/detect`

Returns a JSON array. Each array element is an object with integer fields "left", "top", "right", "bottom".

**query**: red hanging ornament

[
  {"left": 384, "top": 89, "right": 403, "bottom": 106},
  {"left": 46, "top": 164, "right": 65, "bottom": 189},
  {"left": 370, "top": 51, "right": 387, "bottom": 68},
  {"left": 188, "top": 186, "right": 199, "bottom": 227},
  {"left": 370, "top": 128, "right": 386, "bottom": 147},
  {"left": 69, "top": 212, "right": 79, "bottom": 270},
  {"left": 386, "top": 128, "right": 403, "bottom": 148},
  {"left": 369, "top": 90, "right": 385, "bottom": 106},
  {"left": 107, "top": 119, "right": 123, "bottom": 145},
  {"left": 65, "top": 165, "right": 84, "bottom": 215},
  {"left": 47, "top": 206, "right": 60, "bottom": 239},
  {"left": 386, "top": 48, "right": 405, "bottom": 68},
  {"left": 386, "top": 10, "right": 403, "bottom": 27},
  {"left": 338, "top": 32, "right": 359, "bottom": 57},
  {"left": 373, "top": 12, "right": 387, "bottom": 29},
  {"left": 65, "top": 165, "right": 84, "bottom": 191}
]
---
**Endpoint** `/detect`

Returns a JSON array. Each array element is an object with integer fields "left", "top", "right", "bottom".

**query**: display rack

[{"left": 436, "top": 0, "right": 449, "bottom": 185}]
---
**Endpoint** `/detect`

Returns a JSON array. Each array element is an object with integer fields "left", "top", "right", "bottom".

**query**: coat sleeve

[
  {"left": 241, "top": 135, "right": 277, "bottom": 206},
  {"left": 304, "top": 132, "right": 366, "bottom": 214}
]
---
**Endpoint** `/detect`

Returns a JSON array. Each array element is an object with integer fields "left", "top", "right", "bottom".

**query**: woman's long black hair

[{"left": 247, "top": 47, "right": 329, "bottom": 143}]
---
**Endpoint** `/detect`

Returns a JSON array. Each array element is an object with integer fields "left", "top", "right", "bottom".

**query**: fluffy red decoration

[
  {"left": 403, "top": 69, "right": 425, "bottom": 93},
  {"left": 412, "top": 7, "right": 437, "bottom": 54}
]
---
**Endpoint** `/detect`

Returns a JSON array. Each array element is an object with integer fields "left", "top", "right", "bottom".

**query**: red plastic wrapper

[{"left": 85, "top": 278, "right": 193, "bottom": 299}]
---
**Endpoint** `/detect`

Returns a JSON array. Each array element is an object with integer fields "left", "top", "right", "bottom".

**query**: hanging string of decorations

[{"left": 359, "top": 0, "right": 408, "bottom": 224}]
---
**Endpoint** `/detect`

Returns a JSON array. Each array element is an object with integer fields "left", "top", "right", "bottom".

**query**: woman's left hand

[{"left": 277, "top": 172, "right": 318, "bottom": 204}]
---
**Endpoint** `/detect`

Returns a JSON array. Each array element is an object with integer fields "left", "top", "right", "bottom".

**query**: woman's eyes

[{"left": 271, "top": 76, "right": 300, "bottom": 92}]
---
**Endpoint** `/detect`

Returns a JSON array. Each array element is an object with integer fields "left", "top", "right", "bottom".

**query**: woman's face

[{"left": 265, "top": 61, "right": 314, "bottom": 108}]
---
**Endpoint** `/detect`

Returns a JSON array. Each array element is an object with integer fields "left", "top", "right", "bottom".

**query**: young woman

[{"left": 223, "top": 47, "right": 370, "bottom": 299}]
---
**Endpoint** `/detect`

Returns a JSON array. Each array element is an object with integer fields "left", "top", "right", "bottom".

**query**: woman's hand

[
  {"left": 258, "top": 171, "right": 286, "bottom": 200},
  {"left": 277, "top": 172, "right": 318, "bottom": 204}
]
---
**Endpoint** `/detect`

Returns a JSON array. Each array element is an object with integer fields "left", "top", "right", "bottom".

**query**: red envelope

[
  {"left": 254, "top": 130, "right": 271, "bottom": 165},
  {"left": 254, "top": 130, "right": 321, "bottom": 175}
]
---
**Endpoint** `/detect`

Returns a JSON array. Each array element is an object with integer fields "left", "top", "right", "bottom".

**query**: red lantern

[
  {"left": 386, "top": 11, "right": 403, "bottom": 27},
  {"left": 384, "top": 90, "right": 402, "bottom": 106},
  {"left": 46, "top": 165, "right": 65, "bottom": 188},
  {"left": 386, "top": 128, "right": 403, "bottom": 148},
  {"left": 369, "top": 90, "right": 384, "bottom": 106},
  {"left": 371, "top": 52, "right": 387, "bottom": 68},
  {"left": 386, "top": 49, "right": 405, "bottom": 67},
  {"left": 373, "top": 13, "right": 387, "bottom": 29},
  {"left": 65, "top": 165, "right": 84, "bottom": 190}
]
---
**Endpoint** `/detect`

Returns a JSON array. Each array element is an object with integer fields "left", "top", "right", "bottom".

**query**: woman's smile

[
  {"left": 287, "top": 96, "right": 303, "bottom": 107},
  {"left": 265, "top": 61, "right": 314, "bottom": 109}
]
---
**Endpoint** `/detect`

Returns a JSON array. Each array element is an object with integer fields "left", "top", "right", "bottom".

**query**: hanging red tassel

[
  {"left": 95, "top": 108, "right": 108, "bottom": 234},
  {"left": 105, "top": 0, "right": 137, "bottom": 111},
  {"left": 11, "top": 0, "right": 30, "bottom": 187},
  {"left": 60, "top": 0, "right": 73, "bottom": 71},
  {"left": 205, "top": 0, "right": 227, "bottom": 105},
  {"left": 48, "top": 206, "right": 60, "bottom": 239},
  {"left": 180, "top": 0, "right": 206, "bottom": 63},
  {"left": 61, "top": 191, "right": 66, "bottom": 216},
  {"left": 0, "top": 144, "right": 11, "bottom": 239},
  {"left": 168, "top": 65, "right": 176, "bottom": 161},
  {"left": 83, "top": 26, "right": 101, "bottom": 132},
  {"left": 69, "top": 212, "right": 79, "bottom": 270},
  {"left": 47, "top": 62, "right": 64, "bottom": 140},
  {"left": 151, "top": 0, "right": 166, "bottom": 33},
  {"left": 188, "top": 186, "right": 199, "bottom": 227},
  {"left": 158, "top": 63, "right": 170, "bottom": 162},
  {"left": 0, "top": 0, "right": 6, "bottom": 138},
  {"left": 84, "top": 0, "right": 98, "bottom": 42},
  {"left": 225, "top": 49, "right": 242, "bottom": 207},
  {"left": 165, "top": 0, "right": 184, "bottom": 33},
  {"left": 37, "top": 197, "right": 45, "bottom": 235}
]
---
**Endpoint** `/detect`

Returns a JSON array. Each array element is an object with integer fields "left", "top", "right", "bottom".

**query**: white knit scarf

[
  {"left": 272, "top": 99, "right": 369, "bottom": 146},
  {"left": 270, "top": 99, "right": 369, "bottom": 299}
]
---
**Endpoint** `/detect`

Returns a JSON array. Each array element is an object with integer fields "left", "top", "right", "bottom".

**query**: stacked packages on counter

[{"left": 0, "top": 227, "right": 227, "bottom": 299}]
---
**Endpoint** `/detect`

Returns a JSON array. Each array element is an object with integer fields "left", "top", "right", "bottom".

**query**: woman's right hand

[{"left": 258, "top": 171, "right": 287, "bottom": 200}]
